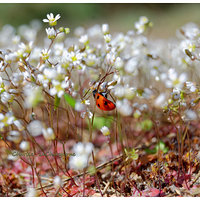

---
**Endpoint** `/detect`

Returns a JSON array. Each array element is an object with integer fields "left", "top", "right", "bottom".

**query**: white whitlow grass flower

[
  {"left": 124, "top": 87, "right": 135, "bottom": 100},
  {"left": 27, "top": 120, "right": 43, "bottom": 137},
  {"left": 102, "top": 24, "right": 109, "bottom": 35},
  {"left": 114, "top": 57, "right": 124, "bottom": 69},
  {"left": 7, "top": 151, "right": 19, "bottom": 161},
  {"left": 41, "top": 49, "right": 50, "bottom": 60},
  {"left": 67, "top": 50, "right": 83, "bottom": 66},
  {"left": 114, "top": 85, "right": 125, "bottom": 99},
  {"left": 26, "top": 187, "right": 38, "bottom": 197},
  {"left": 185, "top": 109, "right": 197, "bottom": 121},
  {"left": 75, "top": 101, "right": 86, "bottom": 112},
  {"left": 154, "top": 93, "right": 166, "bottom": 108},
  {"left": 5, "top": 52, "right": 17, "bottom": 64},
  {"left": 73, "top": 142, "right": 94, "bottom": 156},
  {"left": 24, "top": 85, "right": 44, "bottom": 108},
  {"left": 135, "top": 16, "right": 150, "bottom": 34},
  {"left": 53, "top": 176, "right": 63, "bottom": 189},
  {"left": 104, "top": 34, "right": 112, "bottom": 43},
  {"left": 12, "top": 35, "right": 21, "bottom": 44},
  {"left": 19, "top": 141, "right": 30, "bottom": 151},
  {"left": 37, "top": 67, "right": 57, "bottom": 88},
  {"left": 42, "top": 127, "right": 55, "bottom": 141},
  {"left": 171, "top": 88, "right": 181, "bottom": 101},
  {"left": 0, "top": 61, "right": 5, "bottom": 71},
  {"left": 46, "top": 27, "right": 57, "bottom": 39},
  {"left": 79, "top": 34, "right": 89, "bottom": 45},
  {"left": 125, "top": 57, "right": 138, "bottom": 73},
  {"left": 186, "top": 81, "right": 197, "bottom": 92},
  {"left": 1, "top": 92, "right": 14, "bottom": 104},
  {"left": 86, "top": 54, "right": 98, "bottom": 66},
  {"left": 100, "top": 126, "right": 110, "bottom": 136},
  {"left": 116, "top": 99, "right": 133, "bottom": 116},
  {"left": 49, "top": 78, "right": 69, "bottom": 98},
  {"left": 165, "top": 68, "right": 187, "bottom": 89},
  {"left": 180, "top": 39, "right": 196, "bottom": 52},
  {"left": 14, "top": 120, "right": 24, "bottom": 131},
  {"left": 43, "top": 13, "right": 61, "bottom": 26},
  {"left": 69, "top": 154, "right": 88, "bottom": 171},
  {"left": 0, "top": 112, "right": 15, "bottom": 130},
  {"left": 7, "top": 130, "right": 22, "bottom": 143},
  {"left": 69, "top": 142, "right": 94, "bottom": 170}
]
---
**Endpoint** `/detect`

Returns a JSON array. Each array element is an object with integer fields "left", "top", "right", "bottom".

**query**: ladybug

[{"left": 93, "top": 89, "right": 116, "bottom": 111}]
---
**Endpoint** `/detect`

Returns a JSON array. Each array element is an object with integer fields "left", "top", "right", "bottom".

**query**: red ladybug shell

[{"left": 93, "top": 89, "right": 116, "bottom": 111}]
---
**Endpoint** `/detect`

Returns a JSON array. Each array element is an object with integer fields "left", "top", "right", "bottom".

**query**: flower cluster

[
  {"left": 0, "top": 13, "right": 199, "bottom": 196},
  {"left": 69, "top": 142, "right": 94, "bottom": 170}
]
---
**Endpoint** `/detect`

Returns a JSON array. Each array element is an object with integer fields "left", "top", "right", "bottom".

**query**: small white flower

[
  {"left": 19, "top": 141, "right": 30, "bottom": 151},
  {"left": 165, "top": 68, "right": 187, "bottom": 89},
  {"left": 116, "top": 99, "right": 133, "bottom": 116},
  {"left": 104, "top": 34, "right": 112, "bottom": 43},
  {"left": 100, "top": 126, "right": 110, "bottom": 136},
  {"left": 185, "top": 109, "right": 197, "bottom": 121},
  {"left": 46, "top": 27, "right": 57, "bottom": 39},
  {"left": 125, "top": 57, "right": 138, "bottom": 73},
  {"left": 102, "top": 24, "right": 109, "bottom": 35},
  {"left": 49, "top": 79, "right": 68, "bottom": 98},
  {"left": 41, "top": 49, "right": 50, "bottom": 60},
  {"left": 24, "top": 85, "right": 44, "bottom": 108},
  {"left": 27, "top": 120, "right": 43, "bottom": 137},
  {"left": 5, "top": 52, "right": 17, "bottom": 63},
  {"left": 53, "top": 176, "right": 63, "bottom": 189},
  {"left": 69, "top": 154, "right": 88, "bottom": 170},
  {"left": 43, "top": 67, "right": 57, "bottom": 79},
  {"left": 124, "top": 87, "right": 135, "bottom": 100},
  {"left": 135, "top": 16, "right": 150, "bottom": 34},
  {"left": 12, "top": 35, "right": 21, "bottom": 44},
  {"left": 7, "top": 151, "right": 19, "bottom": 161},
  {"left": 114, "top": 85, "right": 125, "bottom": 98},
  {"left": 154, "top": 93, "right": 166, "bottom": 108},
  {"left": 7, "top": 131, "right": 21, "bottom": 143},
  {"left": 114, "top": 57, "right": 124, "bottom": 69},
  {"left": 75, "top": 101, "right": 86, "bottom": 112},
  {"left": 14, "top": 120, "right": 24, "bottom": 131},
  {"left": 79, "top": 34, "right": 89, "bottom": 45},
  {"left": 26, "top": 187, "right": 38, "bottom": 197},
  {"left": 43, "top": 13, "right": 61, "bottom": 26},
  {"left": 67, "top": 50, "right": 83, "bottom": 66},
  {"left": 186, "top": 81, "right": 197, "bottom": 92},
  {"left": 42, "top": 127, "right": 55, "bottom": 141},
  {"left": 1, "top": 92, "right": 13, "bottom": 104},
  {"left": 73, "top": 142, "right": 93, "bottom": 156}
]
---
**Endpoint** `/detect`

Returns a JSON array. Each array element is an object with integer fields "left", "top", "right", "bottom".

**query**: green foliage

[
  {"left": 88, "top": 165, "right": 96, "bottom": 175},
  {"left": 87, "top": 116, "right": 113, "bottom": 130},
  {"left": 64, "top": 93, "right": 76, "bottom": 108},
  {"left": 145, "top": 140, "right": 169, "bottom": 154},
  {"left": 54, "top": 95, "right": 60, "bottom": 110},
  {"left": 125, "top": 148, "right": 139, "bottom": 160},
  {"left": 140, "top": 119, "right": 153, "bottom": 131}
]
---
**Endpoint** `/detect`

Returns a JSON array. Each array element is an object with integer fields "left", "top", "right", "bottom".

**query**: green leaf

[
  {"left": 145, "top": 140, "right": 169, "bottom": 154},
  {"left": 64, "top": 93, "right": 76, "bottom": 108},
  {"left": 125, "top": 148, "right": 139, "bottom": 160},
  {"left": 87, "top": 116, "right": 113, "bottom": 130},
  {"left": 88, "top": 165, "right": 96, "bottom": 175},
  {"left": 54, "top": 95, "right": 60, "bottom": 110},
  {"left": 140, "top": 119, "right": 153, "bottom": 131}
]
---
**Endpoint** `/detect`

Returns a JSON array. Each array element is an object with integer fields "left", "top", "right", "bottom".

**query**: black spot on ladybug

[
  {"left": 104, "top": 101, "right": 108, "bottom": 105},
  {"left": 97, "top": 95, "right": 99, "bottom": 99},
  {"left": 98, "top": 104, "right": 100, "bottom": 108}
]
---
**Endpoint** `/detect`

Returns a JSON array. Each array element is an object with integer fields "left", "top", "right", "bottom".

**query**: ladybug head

[{"left": 92, "top": 89, "right": 97, "bottom": 98}]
